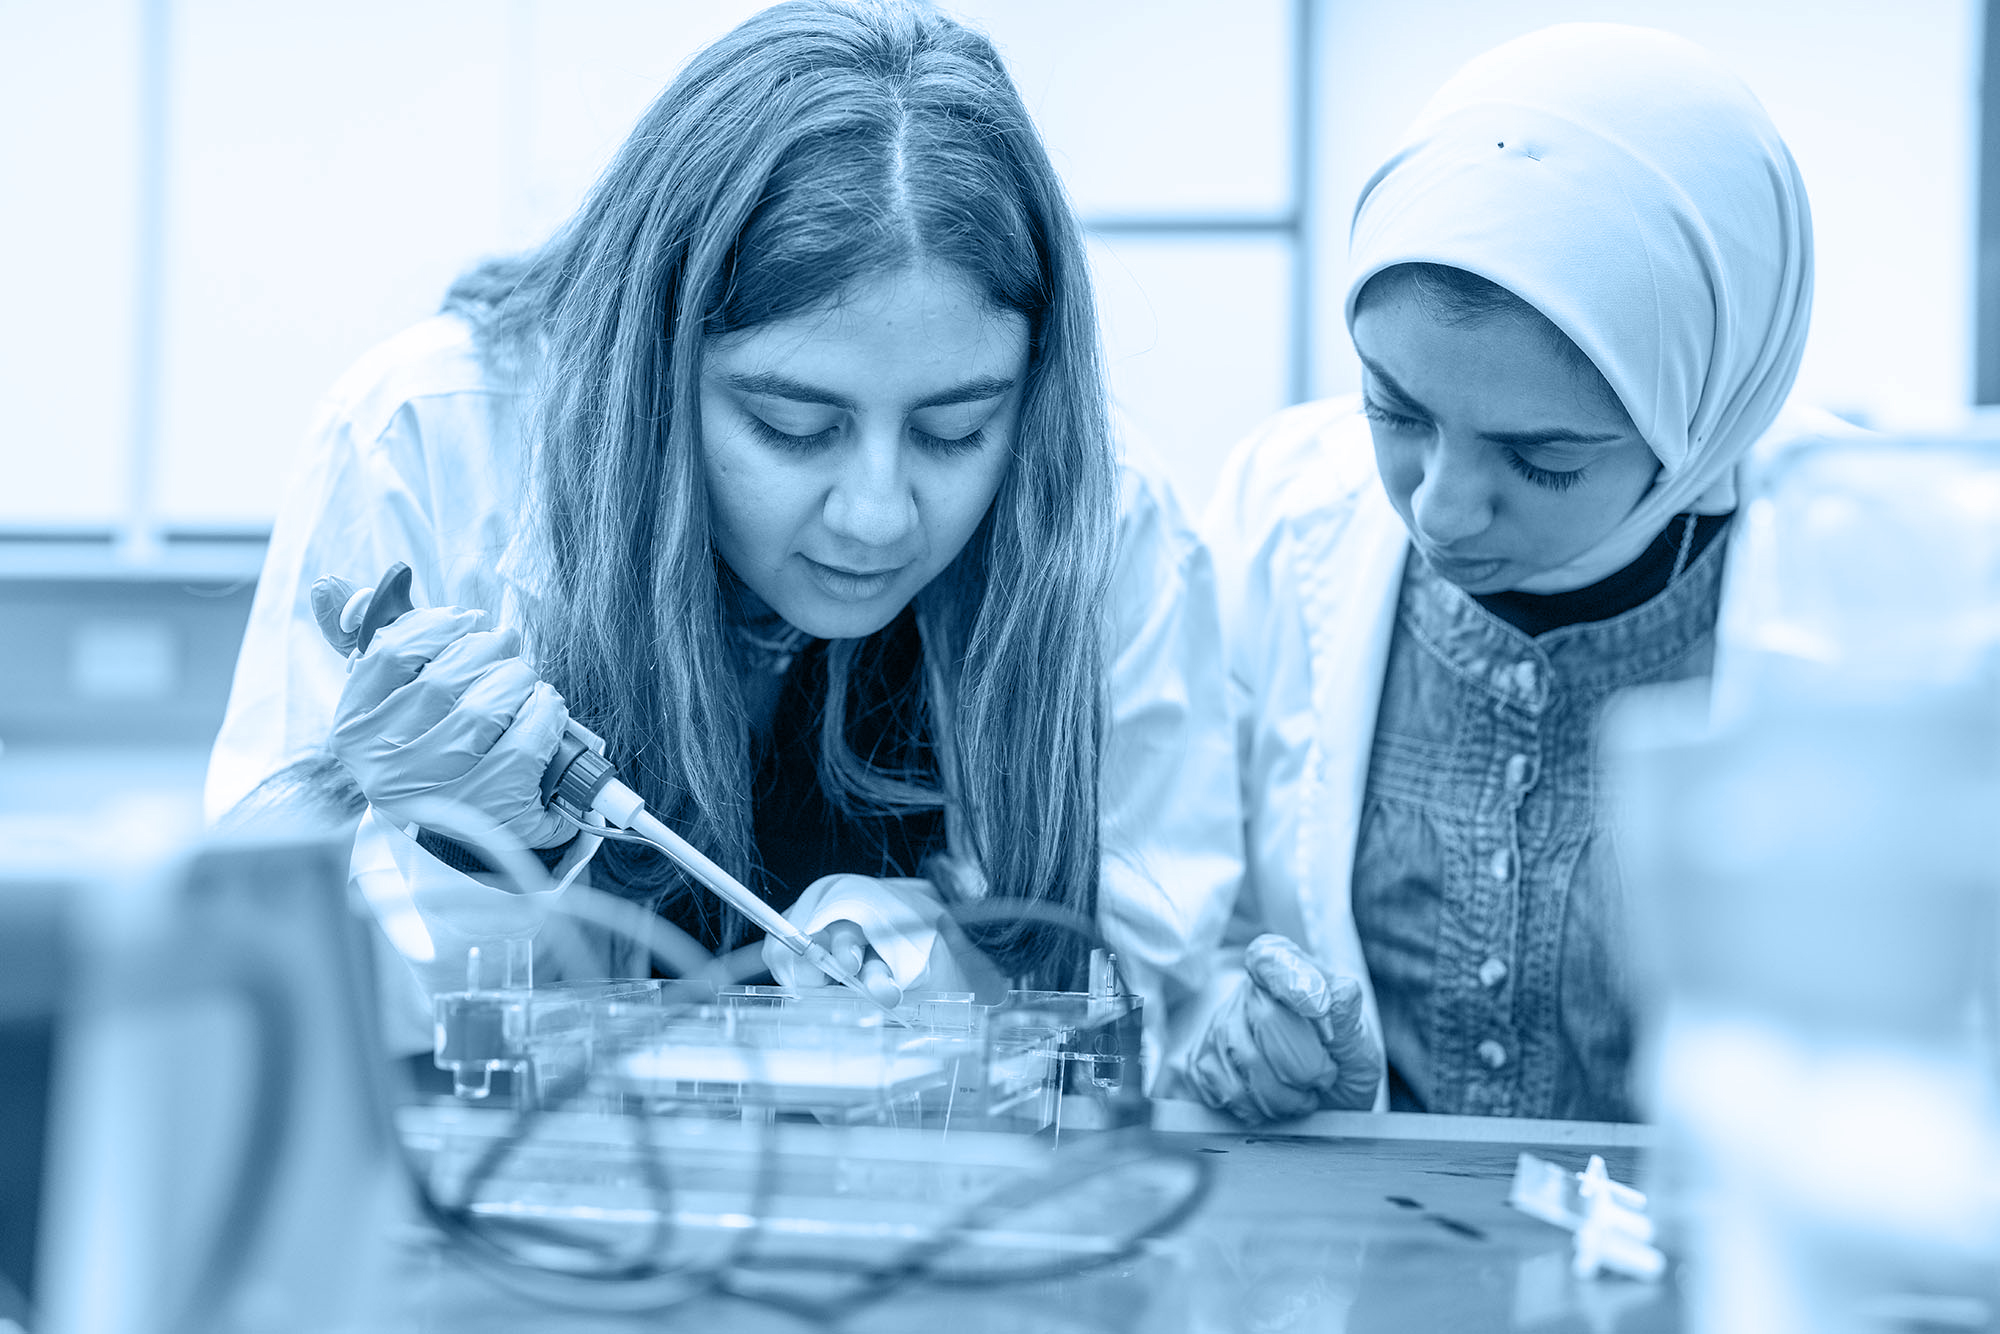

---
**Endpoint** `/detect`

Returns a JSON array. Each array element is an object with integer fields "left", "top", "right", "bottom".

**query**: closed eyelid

[
  {"left": 912, "top": 401, "right": 1004, "bottom": 440},
  {"left": 1502, "top": 441, "right": 1595, "bottom": 466},
  {"left": 740, "top": 395, "right": 841, "bottom": 435},
  {"left": 1480, "top": 428, "right": 1625, "bottom": 450}
]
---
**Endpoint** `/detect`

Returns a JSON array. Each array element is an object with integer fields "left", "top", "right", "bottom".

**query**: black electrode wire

[
  {"left": 704, "top": 901, "right": 1207, "bottom": 1321},
  {"left": 409, "top": 939, "right": 788, "bottom": 1290},
  {"left": 421, "top": 900, "right": 795, "bottom": 1283},
  {"left": 423, "top": 1003, "right": 699, "bottom": 1278},
  {"left": 394, "top": 858, "right": 1208, "bottom": 1322},
  {"left": 702, "top": 895, "right": 1117, "bottom": 1289},
  {"left": 693, "top": 897, "right": 1209, "bottom": 1324},
  {"left": 400, "top": 1049, "right": 720, "bottom": 1307},
  {"left": 383, "top": 802, "right": 735, "bottom": 1295},
  {"left": 433, "top": 1061, "right": 684, "bottom": 1277},
  {"left": 709, "top": 1131, "right": 1216, "bottom": 1324}
]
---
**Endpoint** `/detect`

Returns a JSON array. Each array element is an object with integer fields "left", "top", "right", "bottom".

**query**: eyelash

[
  {"left": 912, "top": 426, "right": 987, "bottom": 456},
  {"left": 745, "top": 416, "right": 987, "bottom": 457},
  {"left": 1363, "top": 397, "right": 1589, "bottom": 493},
  {"left": 1502, "top": 451, "right": 1590, "bottom": 492},
  {"left": 745, "top": 417, "right": 837, "bottom": 453},
  {"left": 1360, "top": 397, "right": 1426, "bottom": 433}
]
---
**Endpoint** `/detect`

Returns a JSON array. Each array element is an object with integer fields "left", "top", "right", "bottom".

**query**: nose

[
  {"left": 821, "top": 426, "right": 919, "bottom": 549},
  {"left": 1408, "top": 440, "right": 1494, "bottom": 547}
]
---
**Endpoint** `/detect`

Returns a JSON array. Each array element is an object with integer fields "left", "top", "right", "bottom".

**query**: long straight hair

[{"left": 444, "top": 0, "right": 1116, "bottom": 986}]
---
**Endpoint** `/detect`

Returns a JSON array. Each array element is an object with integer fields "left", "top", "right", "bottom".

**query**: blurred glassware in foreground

[
  {"left": 2, "top": 822, "right": 401, "bottom": 1334},
  {"left": 1713, "top": 438, "right": 2000, "bottom": 713},
  {"left": 1610, "top": 435, "right": 2000, "bottom": 1334}
]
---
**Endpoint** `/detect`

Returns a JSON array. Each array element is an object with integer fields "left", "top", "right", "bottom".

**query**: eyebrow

[
  {"left": 1358, "top": 356, "right": 1626, "bottom": 448},
  {"left": 720, "top": 371, "right": 1018, "bottom": 412}
]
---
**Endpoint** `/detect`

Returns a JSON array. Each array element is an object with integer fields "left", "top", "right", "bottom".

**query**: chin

[
  {"left": 1416, "top": 548, "right": 1515, "bottom": 595},
  {"left": 1449, "top": 571, "right": 1518, "bottom": 596},
  {"left": 778, "top": 593, "right": 912, "bottom": 642}
]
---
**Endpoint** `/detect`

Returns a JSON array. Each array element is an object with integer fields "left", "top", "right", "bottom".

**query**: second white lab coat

[{"left": 1195, "top": 393, "right": 1857, "bottom": 1109}]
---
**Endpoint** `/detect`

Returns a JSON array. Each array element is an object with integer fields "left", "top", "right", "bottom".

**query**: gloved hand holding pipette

[
  {"left": 322, "top": 597, "right": 573, "bottom": 853},
  {"left": 1185, "top": 934, "right": 1383, "bottom": 1121},
  {"left": 312, "top": 564, "right": 897, "bottom": 1010}
]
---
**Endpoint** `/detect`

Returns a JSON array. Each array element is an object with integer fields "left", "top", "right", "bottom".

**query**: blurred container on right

[
  {"left": 1609, "top": 435, "right": 2000, "bottom": 1334},
  {"left": 1712, "top": 435, "right": 2000, "bottom": 714}
]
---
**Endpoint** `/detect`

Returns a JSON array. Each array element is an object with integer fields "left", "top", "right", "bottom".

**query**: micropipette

[{"left": 316, "top": 562, "right": 893, "bottom": 1012}]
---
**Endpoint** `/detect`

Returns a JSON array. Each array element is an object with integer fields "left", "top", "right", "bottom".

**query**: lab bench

[{"left": 360, "top": 1104, "right": 1671, "bottom": 1333}]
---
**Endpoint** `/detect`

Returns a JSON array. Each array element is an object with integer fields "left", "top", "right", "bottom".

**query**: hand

[
  {"left": 328, "top": 605, "right": 572, "bottom": 854},
  {"left": 1185, "top": 934, "right": 1382, "bottom": 1122},
  {"left": 762, "top": 875, "right": 978, "bottom": 1007}
]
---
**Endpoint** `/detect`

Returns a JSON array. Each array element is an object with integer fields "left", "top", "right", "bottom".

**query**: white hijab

[{"left": 1344, "top": 24, "right": 1814, "bottom": 593}]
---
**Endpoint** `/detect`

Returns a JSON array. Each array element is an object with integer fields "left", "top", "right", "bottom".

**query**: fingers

[
  {"left": 1238, "top": 936, "right": 1383, "bottom": 1109},
  {"left": 471, "top": 677, "right": 569, "bottom": 775},
  {"left": 377, "top": 629, "right": 529, "bottom": 740},
  {"left": 386, "top": 679, "right": 570, "bottom": 850},
  {"left": 1241, "top": 988, "right": 1339, "bottom": 1087},
  {"left": 782, "top": 919, "right": 901, "bottom": 1006},
  {"left": 1186, "top": 1018, "right": 1318, "bottom": 1123},
  {"left": 823, "top": 920, "right": 869, "bottom": 978},
  {"left": 379, "top": 654, "right": 543, "bottom": 758},
  {"left": 339, "top": 627, "right": 534, "bottom": 779},
  {"left": 1319, "top": 976, "right": 1386, "bottom": 1110},
  {"left": 824, "top": 921, "right": 902, "bottom": 1006},
  {"left": 343, "top": 657, "right": 548, "bottom": 803},
  {"left": 857, "top": 954, "right": 901, "bottom": 1008},
  {"left": 762, "top": 934, "right": 803, "bottom": 987},
  {"left": 1186, "top": 983, "right": 1315, "bottom": 1123},
  {"left": 340, "top": 607, "right": 493, "bottom": 716},
  {"left": 1188, "top": 964, "right": 1385, "bottom": 1122},
  {"left": 476, "top": 682, "right": 574, "bottom": 850},
  {"left": 1244, "top": 933, "right": 1334, "bottom": 1020},
  {"left": 310, "top": 575, "right": 362, "bottom": 652}
]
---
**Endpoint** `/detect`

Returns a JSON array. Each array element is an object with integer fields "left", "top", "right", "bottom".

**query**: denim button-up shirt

[{"left": 1351, "top": 529, "right": 1729, "bottom": 1121}]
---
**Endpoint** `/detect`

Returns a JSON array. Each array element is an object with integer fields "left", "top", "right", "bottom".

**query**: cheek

[
  {"left": 1582, "top": 451, "right": 1663, "bottom": 529},
  {"left": 922, "top": 447, "right": 1012, "bottom": 552},
  {"left": 701, "top": 427, "right": 798, "bottom": 566},
  {"left": 1533, "top": 455, "right": 1659, "bottom": 548},
  {"left": 699, "top": 429, "right": 749, "bottom": 538}
]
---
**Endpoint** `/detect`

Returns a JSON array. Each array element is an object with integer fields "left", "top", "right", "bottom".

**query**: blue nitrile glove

[
  {"left": 1185, "top": 934, "right": 1383, "bottom": 1122},
  {"left": 328, "top": 605, "right": 572, "bottom": 854}
]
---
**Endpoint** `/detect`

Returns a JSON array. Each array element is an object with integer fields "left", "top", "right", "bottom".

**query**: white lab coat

[
  {"left": 1196, "top": 393, "right": 1857, "bottom": 1108},
  {"left": 207, "top": 315, "right": 1244, "bottom": 1067}
]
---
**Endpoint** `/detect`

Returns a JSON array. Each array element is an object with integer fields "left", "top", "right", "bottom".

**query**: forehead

[
  {"left": 705, "top": 263, "right": 1029, "bottom": 383},
  {"left": 1354, "top": 289, "right": 1632, "bottom": 428}
]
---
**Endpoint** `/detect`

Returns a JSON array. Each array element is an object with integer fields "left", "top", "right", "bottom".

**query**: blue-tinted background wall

[{"left": 0, "top": 0, "right": 1980, "bottom": 767}]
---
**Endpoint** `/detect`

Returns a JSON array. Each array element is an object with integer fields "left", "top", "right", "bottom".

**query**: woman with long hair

[
  {"left": 207, "top": 0, "right": 1238, "bottom": 1048},
  {"left": 1186, "top": 25, "right": 1850, "bottom": 1121}
]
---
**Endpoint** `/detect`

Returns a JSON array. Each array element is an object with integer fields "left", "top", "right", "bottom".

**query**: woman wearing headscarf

[{"left": 1183, "top": 24, "right": 1851, "bottom": 1121}]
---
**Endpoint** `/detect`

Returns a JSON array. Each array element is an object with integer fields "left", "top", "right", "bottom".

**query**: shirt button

[
  {"left": 1479, "top": 957, "right": 1509, "bottom": 988},
  {"left": 1515, "top": 661, "right": 1539, "bottom": 695},
  {"left": 1478, "top": 1039, "right": 1508, "bottom": 1069},
  {"left": 1505, "top": 753, "right": 1530, "bottom": 788},
  {"left": 1488, "top": 848, "right": 1514, "bottom": 882}
]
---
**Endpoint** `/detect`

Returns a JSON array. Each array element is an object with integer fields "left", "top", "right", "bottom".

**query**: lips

[
  {"left": 802, "top": 556, "right": 906, "bottom": 601},
  {"left": 1419, "top": 547, "right": 1506, "bottom": 584},
  {"left": 810, "top": 559, "right": 901, "bottom": 578}
]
